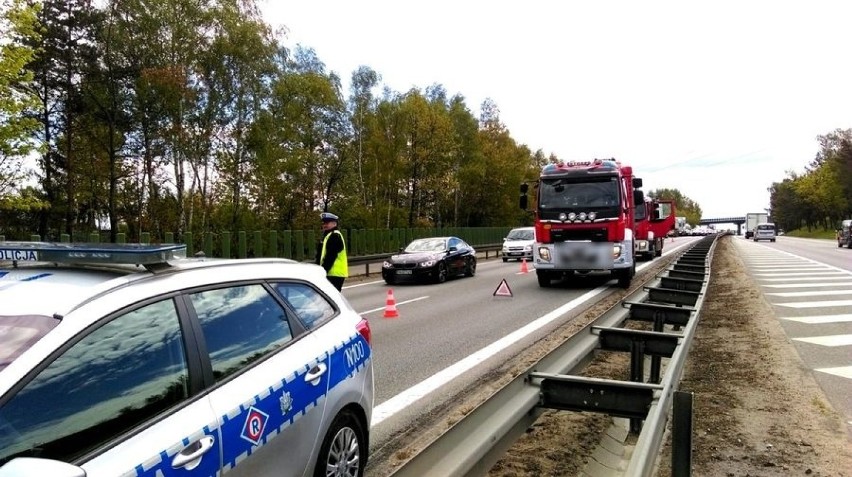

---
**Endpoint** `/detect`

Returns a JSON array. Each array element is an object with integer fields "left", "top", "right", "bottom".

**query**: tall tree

[
  {"left": 25, "top": 0, "right": 98, "bottom": 237},
  {"left": 349, "top": 65, "right": 379, "bottom": 207},
  {"left": 0, "top": 0, "right": 40, "bottom": 200}
]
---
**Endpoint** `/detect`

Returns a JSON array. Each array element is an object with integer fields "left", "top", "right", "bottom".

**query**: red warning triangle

[{"left": 493, "top": 278, "right": 513, "bottom": 297}]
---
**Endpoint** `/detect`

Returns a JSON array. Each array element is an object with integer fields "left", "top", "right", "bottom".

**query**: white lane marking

[
  {"left": 753, "top": 272, "right": 846, "bottom": 277},
  {"left": 766, "top": 290, "right": 852, "bottom": 298},
  {"left": 763, "top": 282, "right": 852, "bottom": 288},
  {"left": 752, "top": 265, "right": 829, "bottom": 272},
  {"left": 782, "top": 315, "right": 852, "bottom": 324},
  {"left": 815, "top": 366, "right": 852, "bottom": 379},
  {"left": 760, "top": 277, "right": 852, "bottom": 282},
  {"left": 359, "top": 296, "right": 430, "bottom": 315},
  {"left": 777, "top": 300, "right": 852, "bottom": 308},
  {"left": 793, "top": 335, "right": 852, "bottom": 347},
  {"left": 344, "top": 279, "right": 386, "bottom": 289},
  {"left": 371, "top": 285, "right": 611, "bottom": 426},
  {"left": 738, "top": 244, "right": 852, "bottom": 274}
]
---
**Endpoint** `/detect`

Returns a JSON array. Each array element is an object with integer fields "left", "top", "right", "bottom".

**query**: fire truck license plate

[{"left": 556, "top": 242, "right": 607, "bottom": 268}]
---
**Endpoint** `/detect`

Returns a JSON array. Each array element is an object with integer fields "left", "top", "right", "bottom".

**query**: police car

[{"left": 0, "top": 242, "right": 373, "bottom": 477}]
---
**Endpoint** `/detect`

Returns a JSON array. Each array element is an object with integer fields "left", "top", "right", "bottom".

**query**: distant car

[
  {"left": 382, "top": 236, "right": 476, "bottom": 284},
  {"left": 838, "top": 219, "right": 852, "bottom": 248},
  {"left": 753, "top": 222, "right": 777, "bottom": 242},
  {"left": 502, "top": 227, "right": 535, "bottom": 262},
  {"left": 0, "top": 242, "right": 373, "bottom": 477}
]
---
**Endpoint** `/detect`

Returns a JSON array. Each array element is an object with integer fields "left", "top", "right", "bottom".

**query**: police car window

[
  {"left": 190, "top": 284, "right": 293, "bottom": 382},
  {"left": 0, "top": 299, "right": 189, "bottom": 466},
  {"left": 273, "top": 282, "right": 336, "bottom": 329}
]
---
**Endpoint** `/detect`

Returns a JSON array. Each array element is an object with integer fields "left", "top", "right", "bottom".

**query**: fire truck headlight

[
  {"left": 567, "top": 212, "right": 576, "bottom": 221},
  {"left": 538, "top": 247, "right": 552, "bottom": 261},
  {"left": 578, "top": 212, "right": 587, "bottom": 221},
  {"left": 559, "top": 212, "right": 568, "bottom": 221},
  {"left": 588, "top": 212, "right": 596, "bottom": 220},
  {"left": 612, "top": 244, "right": 623, "bottom": 258}
]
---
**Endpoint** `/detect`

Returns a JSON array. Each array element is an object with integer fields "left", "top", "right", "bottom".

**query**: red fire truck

[
  {"left": 634, "top": 198, "right": 676, "bottom": 260},
  {"left": 520, "top": 158, "right": 643, "bottom": 288}
]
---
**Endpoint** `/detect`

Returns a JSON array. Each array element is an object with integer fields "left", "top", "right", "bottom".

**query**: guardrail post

[
  {"left": 650, "top": 311, "right": 665, "bottom": 383},
  {"left": 630, "top": 339, "right": 646, "bottom": 433},
  {"left": 672, "top": 390, "right": 693, "bottom": 476}
]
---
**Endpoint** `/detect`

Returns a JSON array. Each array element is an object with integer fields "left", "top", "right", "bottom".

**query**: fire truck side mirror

[
  {"left": 520, "top": 183, "right": 528, "bottom": 194},
  {"left": 633, "top": 190, "right": 644, "bottom": 206},
  {"left": 632, "top": 177, "right": 643, "bottom": 188},
  {"left": 519, "top": 183, "right": 529, "bottom": 210}
]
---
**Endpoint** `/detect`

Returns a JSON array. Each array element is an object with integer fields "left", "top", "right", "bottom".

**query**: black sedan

[{"left": 382, "top": 236, "right": 477, "bottom": 284}]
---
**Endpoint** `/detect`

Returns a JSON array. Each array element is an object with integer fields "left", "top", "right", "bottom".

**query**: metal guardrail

[{"left": 388, "top": 234, "right": 720, "bottom": 476}]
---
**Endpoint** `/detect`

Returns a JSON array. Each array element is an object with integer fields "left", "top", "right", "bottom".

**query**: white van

[
  {"left": 753, "top": 222, "right": 776, "bottom": 242},
  {"left": 502, "top": 227, "right": 535, "bottom": 262}
]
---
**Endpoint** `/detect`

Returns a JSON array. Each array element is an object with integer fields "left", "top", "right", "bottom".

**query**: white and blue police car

[{"left": 0, "top": 242, "right": 373, "bottom": 477}]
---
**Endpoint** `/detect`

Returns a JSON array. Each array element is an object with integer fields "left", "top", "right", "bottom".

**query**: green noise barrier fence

[{"left": 2, "top": 227, "right": 513, "bottom": 262}]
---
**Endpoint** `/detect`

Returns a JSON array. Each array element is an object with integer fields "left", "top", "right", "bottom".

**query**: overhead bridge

[{"left": 698, "top": 216, "right": 746, "bottom": 234}]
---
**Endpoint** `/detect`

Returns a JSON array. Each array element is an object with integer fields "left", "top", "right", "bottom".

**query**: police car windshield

[{"left": 0, "top": 315, "right": 58, "bottom": 372}]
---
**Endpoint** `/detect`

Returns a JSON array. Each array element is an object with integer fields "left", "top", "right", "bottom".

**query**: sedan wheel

[
  {"left": 465, "top": 257, "right": 477, "bottom": 277},
  {"left": 435, "top": 262, "right": 448, "bottom": 283}
]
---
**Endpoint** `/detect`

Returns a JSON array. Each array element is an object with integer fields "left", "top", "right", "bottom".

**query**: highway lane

[
  {"left": 340, "top": 237, "right": 701, "bottom": 460},
  {"left": 733, "top": 235, "right": 852, "bottom": 437}
]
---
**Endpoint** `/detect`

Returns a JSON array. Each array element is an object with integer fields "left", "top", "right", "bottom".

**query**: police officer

[{"left": 316, "top": 212, "right": 348, "bottom": 291}]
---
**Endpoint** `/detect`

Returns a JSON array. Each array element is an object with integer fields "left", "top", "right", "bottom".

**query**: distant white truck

[
  {"left": 675, "top": 216, "right": 687, "bottom": 236},
  {"left": 744, "top": 212, "right": 769, "bottom": 239}
]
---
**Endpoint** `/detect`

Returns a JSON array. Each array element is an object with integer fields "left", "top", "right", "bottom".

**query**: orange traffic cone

[
  {"left": 383, "top": 289, "right": 399, "bottom": 318},
  {"left": 520, "top": 258, "right": 529, "bottom": 274}
]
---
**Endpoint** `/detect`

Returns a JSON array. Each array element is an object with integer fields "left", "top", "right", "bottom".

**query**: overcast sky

[{"left": 260, "top": 0, "right": 852, "bottom": 220}]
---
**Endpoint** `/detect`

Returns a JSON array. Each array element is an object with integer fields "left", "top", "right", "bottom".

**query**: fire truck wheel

[{"left": 616, "top": 264, "right": 634, "bottom": 289}]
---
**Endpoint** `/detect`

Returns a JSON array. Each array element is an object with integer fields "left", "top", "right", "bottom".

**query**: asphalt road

[{"left": 732, "top": 235, "right": 852, "bottom": 437}]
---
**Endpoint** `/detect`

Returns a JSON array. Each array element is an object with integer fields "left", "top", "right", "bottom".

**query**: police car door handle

[
  {"left": 305, "top": 362, "right": 327, "bottom": 386},
  {"left": 171, "top": 436, "right": 215, "bottom": 470}
]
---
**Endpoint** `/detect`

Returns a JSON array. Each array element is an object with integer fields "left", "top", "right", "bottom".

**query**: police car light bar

[{"left": 0, "top": 242, "right": 187, "bottom": 266}]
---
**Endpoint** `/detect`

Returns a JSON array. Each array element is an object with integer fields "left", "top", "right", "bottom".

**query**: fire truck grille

[{"left": 550, "top": 228, "right": 608, "bottom": 242}]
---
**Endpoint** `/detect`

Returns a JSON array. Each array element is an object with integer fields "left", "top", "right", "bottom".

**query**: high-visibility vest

[{"left": 321, "top": 230, "right": 348, "bottom": 277}]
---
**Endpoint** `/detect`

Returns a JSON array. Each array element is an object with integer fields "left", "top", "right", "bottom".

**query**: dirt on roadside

[{"left": 488, "top": 235, "right": 852, "bottom": 476}]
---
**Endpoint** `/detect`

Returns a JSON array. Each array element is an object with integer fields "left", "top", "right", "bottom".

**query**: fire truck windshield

[{"left": 539, "top": 178, "right": 619, "bottom": 211}]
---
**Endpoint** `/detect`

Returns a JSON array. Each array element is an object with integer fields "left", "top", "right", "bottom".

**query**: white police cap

[{"left": 320, "top": 212, "right": 339, "bottom": 222}]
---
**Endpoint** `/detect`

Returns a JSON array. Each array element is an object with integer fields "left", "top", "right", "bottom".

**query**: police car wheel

[{"left": 314, "top": 410, "right": 367, "bottom": 477}]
